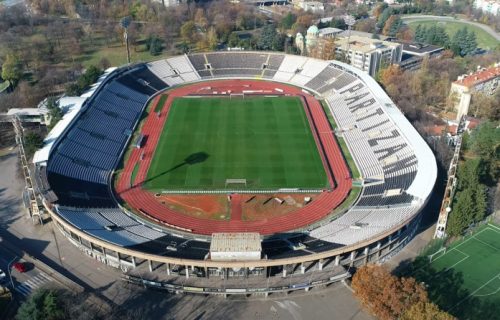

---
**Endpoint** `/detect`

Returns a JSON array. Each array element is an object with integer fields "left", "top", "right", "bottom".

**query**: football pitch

[
  {"left": 413, "top": 224, "right": 500, "bottom": 318},
  {"left": 143, "top": 96, "right": 328, "bottom": 191}
]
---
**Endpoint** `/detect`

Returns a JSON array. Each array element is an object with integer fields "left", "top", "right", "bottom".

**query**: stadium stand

[{"left": 36, "top": 53, "right": 436, "bottom": 293}]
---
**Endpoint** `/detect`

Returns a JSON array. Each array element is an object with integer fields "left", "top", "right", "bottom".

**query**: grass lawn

[
  {"left": 321, "top": 100, "right": 361, "bottom": 180},
  {"left": 144, "top": 96, "right": 328, "bottom": 191},
  {"left": 130, "top": 162, "right": 140, "bottom": 186},
  {"left": 407, "top": 20, "right": 499, "bottom": 49},
  {"left": 410, "top": 224, "right": 500, "bottom": 319}
]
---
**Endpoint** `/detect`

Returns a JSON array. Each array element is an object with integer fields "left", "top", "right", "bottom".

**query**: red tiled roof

[{"left": 454, "top": 65, "right": 500, "bottom": 88}]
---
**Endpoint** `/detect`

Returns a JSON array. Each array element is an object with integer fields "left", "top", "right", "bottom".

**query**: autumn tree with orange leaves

[
  {"left": 401, "top": 301, "right": 455, "bottom": 320},
  {"left": 352, "top": 265, "right": 454, "bottom": 320}
]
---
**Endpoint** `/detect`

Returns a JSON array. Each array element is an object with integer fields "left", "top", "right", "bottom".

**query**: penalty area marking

[
  {"left": 448, "top": 271, "right": 500, "bottom": 312},
  {"left": 472, "top": 275, "right": 500, "bottom": 297},
  {"left": 444, "top": 248, "right": 469, "bottom": 271},
  {"left": 486, "top": 224, "right": 500, "bottom": 233}
]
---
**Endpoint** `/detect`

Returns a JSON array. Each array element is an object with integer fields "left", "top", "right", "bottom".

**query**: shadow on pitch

[{"left": 141, "top": 152, "right": 209, "bottom": 186}]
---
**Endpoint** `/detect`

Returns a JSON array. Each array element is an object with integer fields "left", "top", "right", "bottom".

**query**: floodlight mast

[
  {"left": 121, "top": 16, "right": 132, "bottom": 65},
  {"left": 343, "top": 15, "right": 356, "bottom": 64}
]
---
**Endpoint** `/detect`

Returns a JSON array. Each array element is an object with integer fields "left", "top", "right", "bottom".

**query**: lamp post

[{"left": 120, "top": 16, "right": 132, "bottom": 65}]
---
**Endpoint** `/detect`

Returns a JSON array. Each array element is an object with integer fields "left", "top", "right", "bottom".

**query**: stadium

[{"left": 33, "top": 52, "right": 437, "bottom": 295}]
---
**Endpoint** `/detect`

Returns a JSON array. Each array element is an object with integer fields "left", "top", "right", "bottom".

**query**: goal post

[
  {"left": 428, "top": 247, "right": 447, "bottom": 263},
  {"left": 225, "top": 179, "right": 247, "bottom": 188},
  {"left": 229, "top": 93, "right": 245, "bottom": 100}
]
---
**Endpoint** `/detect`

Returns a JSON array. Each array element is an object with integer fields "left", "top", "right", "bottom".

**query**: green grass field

[
  {"left": 407, "top": 20, "right": 499, "bottom": 49},
  {"left": 143, "top": 96, "right": 328, "bottom": 191},
  {"left": 411, "top": 224, "right": 500, "bottom": 319}
]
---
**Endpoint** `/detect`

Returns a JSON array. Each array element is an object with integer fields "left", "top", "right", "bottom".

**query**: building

[
  {"left": 296, "top": 26, "right": 342, "bottom": 59},
  {"left": 296, "top": 28, "right": 402, "bottom": 77},
  {"left": 334, "top": 35, "right": 403, "bottom": 77},
  {"left": 450, "top": 63, "right": 500, "bottom": 120},
  {"left": 152, "top": 0, "right": 180, "bottom": 6},
  {"left": 390, "top": 40, "right": 444, "bottom": 71},
  {"left": 296, "top": 25, "right": 320, "bottom": 54},
  {"left": 474, "top": 0, "right": 500, "bottom": 16},
  {"left": 318, "top": 27, "right": 343, "bottom": 39},
  {"left": 292, "top": 0, "right": 325, "bottom": 12}
]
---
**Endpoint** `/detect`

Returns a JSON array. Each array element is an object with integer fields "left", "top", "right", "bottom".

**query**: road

[
  {"left": 401, "top": 15, "right": 500, "bottom": 42},
  {"left": 0, "top": 250, "right": 55, "bottom": 299}
]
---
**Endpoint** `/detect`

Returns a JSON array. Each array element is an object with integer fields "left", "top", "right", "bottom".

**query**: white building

[
  {"left": 292, "top": 0, "right": 325, "bottom": 13},
  {"left": 334, "top": 35, "right": 403, "bottom": 77},
  {"left": 296, "top": 25, "right": 321, "bottom": 54},
  {"left": 474, "top": 0, "right": 500, "bottom": 15},
  {"left": 450, "top": 64, "right": 500, "bottom": 120}
]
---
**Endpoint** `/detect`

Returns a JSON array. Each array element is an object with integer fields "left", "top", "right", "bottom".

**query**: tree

[
  {"left": 24, "top": 132, "right": 44, "bottom": 155},
  {"left": 469, "top": 91, "right": 500, "bottom": 121},
  {"left": 258, "top": 24, "right": 279, "bottom": 50},
  {"left": 377, "top": 8, "right": 393, "bottom": 30},
  {"left": 280, "top": 12, "right": 296, "bottom": 30},
  {"left": 352, "top": 264, "right": 428, "bottom": 320},
  {"left": 414, "top": 24, "right": 424, "bottom": 43},
  {"left": 355, "top": 19, "right": 376, "bottom": 33},
  {"left": 180, "top": 20, "right": 197, "bottom": 45},
  {"left": 382, "top": 15, "right": 403, "bottom": 37},
  {"left": 401, "top": 301, "right": 456, "bottom": 320},
  {"left": 194, "top": 8, "right": 208, "bottom": 30},
  {"left": 207, "top": 27, "right": 219, "bottom": 50},
  {"left": 330, "top": 18, "right": 347, "bottom": 30},
  {"left": 469, "top": 122, "right": 499, "bottom": 162},
  {"left": 473, "top": 184, "right": 488, "bottom": 222},
  {"left": 373, "top": 3, "right": 389, "bottom": 19},
  {"left": 147, "top": 35, "right": 162, "bottom": 56},
  {"left": 447, "top": 187, "right": 475, "bottom": 236},
  {"left": 46, "top": 96, "right": 62, "bottom": 130},
  {"left": 1, "top": 54, "right": 23, "bottom": 86},
  {"left": 468, "top": 121, "right": 500, "bottom": 180},
  {"left": 378, "top": 65, "right": 403, "bottom": 87}
]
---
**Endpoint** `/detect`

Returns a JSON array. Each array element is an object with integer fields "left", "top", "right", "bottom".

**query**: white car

[{"left": 0, "top": 269, "right": 6, "bottom": 284}]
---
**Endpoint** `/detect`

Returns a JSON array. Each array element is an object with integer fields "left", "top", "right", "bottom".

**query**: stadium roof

[
  {"left": 210, "top": 233, "right": 261, "bottom": 253},
  {"left": 33, "top": 97, "right": 87, "bottom": 164},
  {"left": 33, "top": 67, "right": 117, "bottom": 164},
  {"left": 7, "top": 108, "right": 44, "bottom": 116}
]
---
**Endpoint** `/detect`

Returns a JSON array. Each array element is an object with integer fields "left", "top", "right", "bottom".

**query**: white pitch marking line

[
  {"left": 448, "top": 272, "right": 500, "bottom": 312},
  {"left": 486, "top": 224, "right": 500, "bottom": 233},
  {"left": 430, "top": 228, "right": 490, "bottom": 265},
  {"left": 472, "top": 236, "right": 500, "bottom": 252},
  {"left": 473, "top": 277, "right": 500, "bottom": 297},
  {"left": 444, "top": 249, "right": 469, "bottom": 270}
]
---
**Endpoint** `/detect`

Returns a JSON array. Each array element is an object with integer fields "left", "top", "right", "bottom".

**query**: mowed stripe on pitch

[{"left": 144, "top": 96, "right": 328, "bottom": 190}]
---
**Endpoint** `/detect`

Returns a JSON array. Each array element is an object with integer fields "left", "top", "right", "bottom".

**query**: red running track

[{"left": 115, "top": 80, "right": 352, "bottom": 235}]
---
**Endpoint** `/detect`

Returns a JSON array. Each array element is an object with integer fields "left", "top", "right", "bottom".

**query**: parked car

[
  {"left": 13, "top": 262, "right": 26, "bottom": 273},
  {"left": 0, "top": 269, "right": 6, "bottom": 284}
]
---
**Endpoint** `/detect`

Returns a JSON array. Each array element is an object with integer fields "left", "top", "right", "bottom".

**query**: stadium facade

[{"left": 33, "top": 52, "right": 437, "bottom": 295}]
